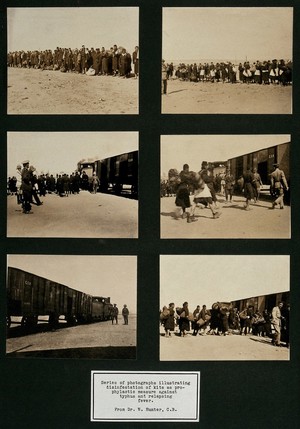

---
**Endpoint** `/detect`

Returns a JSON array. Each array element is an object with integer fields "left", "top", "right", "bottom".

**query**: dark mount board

[{"left": 1, "top": 1, "right": 300, "bottom": 428}]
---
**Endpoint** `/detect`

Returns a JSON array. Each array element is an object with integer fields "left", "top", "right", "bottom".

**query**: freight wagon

[
  {"left": 230, "top": 291, "right": 290, "bottom": 314},
  {"left": 7, "top": 267, "right": 113, "bottom": 328},
  {"left": 228, "top": 142, "right": 290, "bottom": 187},
  {"left": 78, "top": 150, "right": 138, "bottom": 196}
]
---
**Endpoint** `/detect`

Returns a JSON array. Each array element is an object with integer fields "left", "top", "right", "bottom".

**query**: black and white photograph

[
  {"left": 160, "top": 255, "right": 290, "bottom": 361},
  {"left": 6, "top": 255, "right": 137, "bottom": 359},
  {"left": 7, "top": 7, "right": 139, "bottom": 114},
  {"left": 162, "top": 7, "right": 293, "bottom": 114},
  {"left": 7, "top": 132, "right": 138, "bottom": 238},
  {"left": 160, "top": 135, "right": 290, "bottom": 239}
]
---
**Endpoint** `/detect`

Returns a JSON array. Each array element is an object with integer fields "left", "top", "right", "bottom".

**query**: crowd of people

[
  {"left": 161, "top": 161, "right": 289, "bottom": 222},
  {"left": 7, "top": 45, "right": 139, "bottom": 78},
  {"left": 163, "top": 59, "right": 292, "bottom": 86},
  {"left": 160, "top": 301, "right": 290, "bottom": 347},
  {"left": 7, "top": 160, "right": 100, "bottom": 214}
]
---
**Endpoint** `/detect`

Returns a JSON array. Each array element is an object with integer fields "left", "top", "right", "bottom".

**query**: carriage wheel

[
  {"left": 6, "top": 316, "right": 11, "bottom": 328},
  {"left": 48, "top": 313, "right": 59, "bottom": 328}
]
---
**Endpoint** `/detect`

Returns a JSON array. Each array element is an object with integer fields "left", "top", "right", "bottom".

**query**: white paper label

[{"left": 91, "top": 371, "right": 200, "bottom": 422}]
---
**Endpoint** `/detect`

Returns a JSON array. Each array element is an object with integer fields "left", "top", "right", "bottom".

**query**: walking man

[{"left": 270, "top": 163, "right": 289, "bottom": 209}]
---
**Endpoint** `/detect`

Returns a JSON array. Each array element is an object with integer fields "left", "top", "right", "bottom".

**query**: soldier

[
  {"left": 21, "top": 160, "right": 33, "bottom": 214},
  {"left": 271, "top": 302, "right": 284, "bottom": 347},
  {"left": 111, "top": 304, "right": 119, "bottom": 325},
  {"left": 224, "top": 168, "right": 235, "bottom": 203},
  {"left": 122, "top": 304, "right": 129, "bottom": 325},
  {"left": 162, "top": 60, "right": 168, "bottom": 94},
  {"left": 270, "top": 163, "right": 289, "bottom": 209}
]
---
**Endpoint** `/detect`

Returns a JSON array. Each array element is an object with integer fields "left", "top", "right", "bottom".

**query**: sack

[
  {"left": 160, "top": 307, "right": 170, "bottom": 320},
  {"left": 188, "top": 312, "right": 195, "bottom": 321},
  {"left": 86, "top": 67, "right": 96, "bottom": 76},
  {"left": 197, "top": 318, "right": 205, "bottom": 326}
]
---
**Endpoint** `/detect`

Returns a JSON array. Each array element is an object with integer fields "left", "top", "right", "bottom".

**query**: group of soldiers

[
  {"left": 7, "top": 45, "right": 139, "bottom": 77},
  {"left": 9, "top": 160, "right": 100, "bottom": 214},
  {"left": 111, "top": 304, "right": 130, "bottom": 325},
  {"left": 161, "top": 161, "right": 289, "bottom": 222},
  {"left": 164, "top": 59, "right": 292, "bottom": 86},
  {"left": 160, "top": 301, "right": 289, "bottom": 347}
]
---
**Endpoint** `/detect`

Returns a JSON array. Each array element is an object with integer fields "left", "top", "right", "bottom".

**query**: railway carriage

[
  {"left": 78, "top": 150, "right": 138, "bottom": 196},
  {"left": 7, "top": 267, "right": 111, "bottom": 329}
]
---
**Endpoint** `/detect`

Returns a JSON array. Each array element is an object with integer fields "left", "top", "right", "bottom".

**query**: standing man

[
  {"left": 224, "top": 168, "right": 235, "bottom": 204},
  {"left": 162, "top": 60, "right": 168, "bottom": 95},
  {"left": 270, "top": 163, "right": 289, "bottom": 209},
  {"left": 271, "top": 302, "right": 284, "bottom": 346},
  {"left": 122, "top": 304, "right": 129, "bottom": 325},
  {"left": 21, "top": 160, "right": 33, "bottom": 214},
  {"left": 111, "top": 304, "right": 119, "bottom": 325},
  {"left": 132, "top": 46, "right": 139, "bottom": 78}
]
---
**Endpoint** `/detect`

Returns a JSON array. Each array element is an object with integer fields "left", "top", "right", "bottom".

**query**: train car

[
  {"left": 228, "top": 141, "right": 290, "bottom": 187},
  {"left": 6, "top": 267, "right": 110, "bottom": 328},
  {"left": 91, "top": 297, "right": 113, "bottom": 321},
  {"left": 78, "top": 150, "right": 138, "bottom": 196},
  {"left": 231, "top": 291, "right": 290, "bottom": 314}
]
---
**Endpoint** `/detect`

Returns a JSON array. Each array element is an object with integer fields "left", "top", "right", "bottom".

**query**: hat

[
  {"left": 16, "top": 164, "right": 22, "bottom": 169},
  {"left": 22, "top": 160, "right": 29, "bottom": 165},
  {"left": 273, "top": 163, "right": 279, "bottom": 167}
]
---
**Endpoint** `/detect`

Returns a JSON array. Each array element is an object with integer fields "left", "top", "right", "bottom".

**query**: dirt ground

[
  {"left": 7, "top": 316, "right": 136, "bottom": 359},
  {"left": 7, "top": 191, "right": 138, "bottom": 238},
  {"left": 161, "top": 194, "right": 290, "bottom": 239},
  {"left": 160, "top": 327, "right": 289, "bottom": 361},
  {"left": 162, "top": 79, "right": 292, "bottom": 114},
  {"left": 7, "top": 67, "right": 138, "bottom": 114}
]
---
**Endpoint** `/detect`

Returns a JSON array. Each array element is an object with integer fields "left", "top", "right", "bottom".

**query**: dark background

[{"left": 1, "top": 0, "right": 300, "bottom": 428}]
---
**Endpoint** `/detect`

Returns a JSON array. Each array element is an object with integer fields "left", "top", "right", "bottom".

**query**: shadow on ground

[{"left": 7, "top": 346, "right": 136, "bottom": 359}]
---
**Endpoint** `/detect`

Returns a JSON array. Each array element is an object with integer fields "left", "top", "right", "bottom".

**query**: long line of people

[
  {"left": 8, "top": 161, "right": 98, "bottom": 214},
  {"left": 166, "top": 59, "right": 292, "bottom": 85},
  {"left": 159, "top": 301, "right": 290, "bottom": 347},
  {"left": 7, "top": 45, "right": 139, "bottom": 78}
]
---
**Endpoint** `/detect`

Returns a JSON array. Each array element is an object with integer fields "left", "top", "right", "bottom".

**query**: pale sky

[
  {"left": 7, "top": 132, "right": 138, "bottom": 177},
  {"left": 161, "top": 135, "right": 290, "bottom": 176},
  {"left": 8, "top": 255, "right": 137, "bottom": 313},
  {"left": 163, "top": 8, "right": 293, "bottom": 63},
  {"left": 8, "top": 8, "right": 139, "bottom": 52},
  {"left": 160, "top": 255, "right": 290, "bottom": 309}
]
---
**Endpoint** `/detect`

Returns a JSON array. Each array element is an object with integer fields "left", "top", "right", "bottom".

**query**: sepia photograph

[
  {"left": 6, "top": 255, "right": 137, "bottom": 359},
  {"left": 161, "top": 134, "right": 290, "bottom": 239},
  {"left": 162, "top": 7, "right": 293, "bottom": 114},
  {"left": 160, "top": 255, "right": 290, "bottom": 361},
  {"left": 7, "top": 132, "right": 138, "bottom": 238},
  {"left": 7, "top": 7, "right": 139, "bottom": 114}
]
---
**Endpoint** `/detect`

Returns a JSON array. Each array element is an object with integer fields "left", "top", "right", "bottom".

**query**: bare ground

[
  {"left": 161, "top": 194, "right": 290, "bottom": 239},
  {"left": 7, "top": 316, "right": 136, "bottom": 359},
  {"left": 162, "top": 79, "right": 292, "bottom": 114},
  {"left": 7, "top": 67, "right": 138, "bottom": 114},
  {"left": 160, "top": 327, "right": 289, "bottom": 361},
  {"left": 7, "top": 191, "right": 138, "bottom": 238}
]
